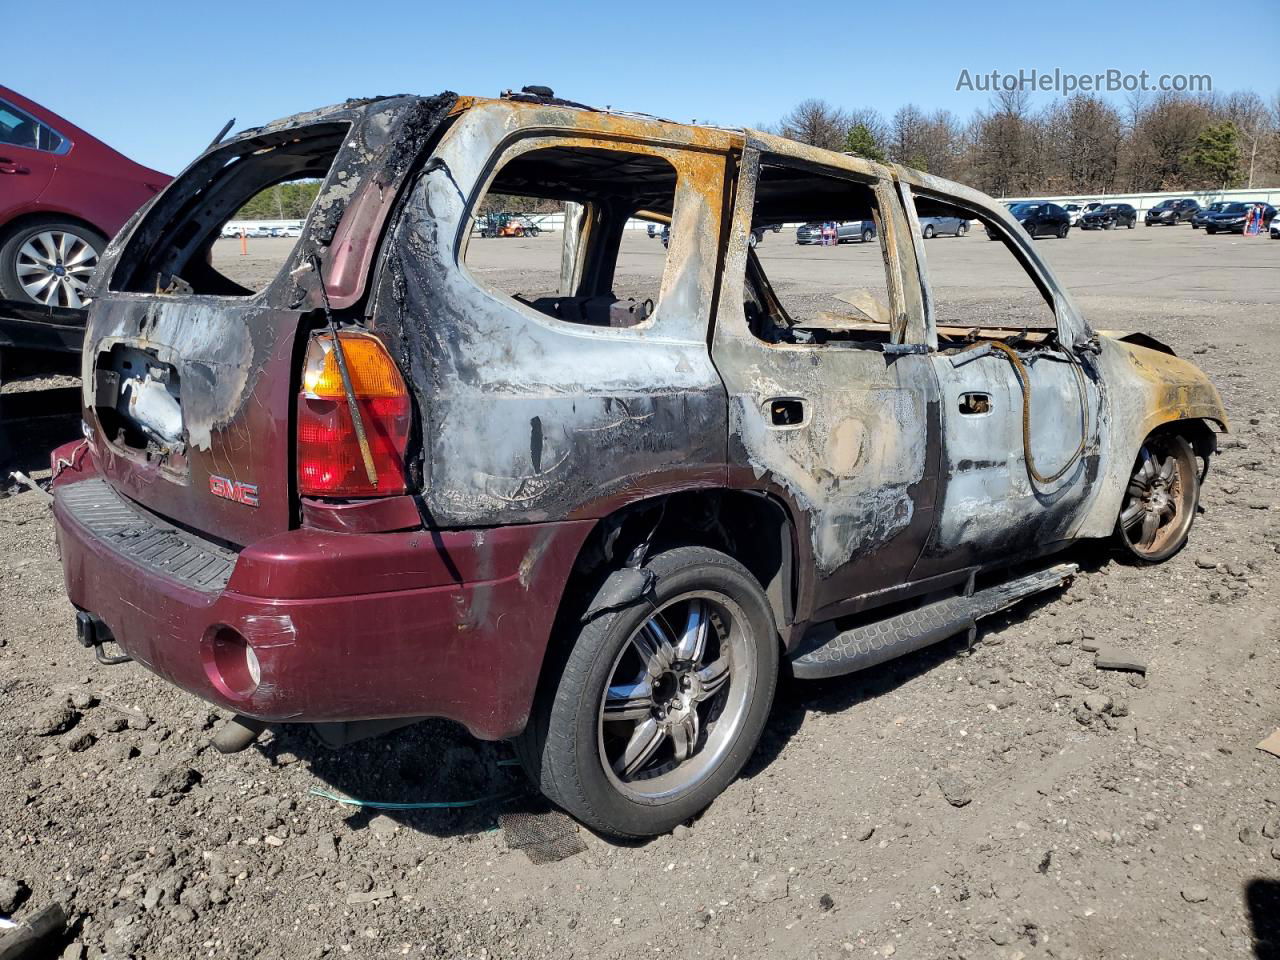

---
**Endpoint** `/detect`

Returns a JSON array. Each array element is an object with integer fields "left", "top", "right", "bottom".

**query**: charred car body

[{"left": 51, "top": 91, "right": 1226, "bottom": 838}]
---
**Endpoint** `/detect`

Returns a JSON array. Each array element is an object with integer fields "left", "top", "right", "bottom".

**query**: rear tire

[
  {"left": 1057, "top": 223, "right": 1070, "bottom": 238},
  {"left": 956, "top": 222, "right": 968, "bottom": 236},
  {"left": 516, "top": 546, "right": 779, "bottom": 838},
  {"left": 862, "top": 228, "right": 874, "bottom": 243},
  {"left": 923, "top": 225, "right": 935, "bottom": 239}
]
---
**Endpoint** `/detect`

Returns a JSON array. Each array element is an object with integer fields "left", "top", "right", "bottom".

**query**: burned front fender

[{"left": 1072, "top": 334, "right": 1227, "bottom": 540}]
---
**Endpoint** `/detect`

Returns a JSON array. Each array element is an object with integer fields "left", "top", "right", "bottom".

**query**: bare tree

[
  {"left": 1043, "top": 95, "right": 1122, "bottom": 194},
  {"left": 1123, "top": 92, "right": 1213, "bottom": 190},
  {"left": 1219, "top": 90, "right": 1268, "bottom": 187},
  {"left": 778, "top": 99, "right": 851, "bottom": 152},
  {"left": 968, "top": 90, "right": 1036, "bottom": 196},
  {"left": 889, "top": 104, "right": 930, "bottom": 168}
]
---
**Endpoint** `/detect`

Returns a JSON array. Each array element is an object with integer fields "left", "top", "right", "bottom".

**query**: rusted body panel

[
  {"left": 51, "top": 90, "right": 1226, "bottom": 737},
  {"left": 366, "top": 103, "right": 737, "bottom": 527},
  {"left": 711, "top": 138, "right": 940, "bottom": 623}
]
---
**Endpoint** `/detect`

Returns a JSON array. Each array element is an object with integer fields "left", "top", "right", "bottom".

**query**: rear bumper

[{"left": 50, "top": 442, "right": 593, "bottom": 740}]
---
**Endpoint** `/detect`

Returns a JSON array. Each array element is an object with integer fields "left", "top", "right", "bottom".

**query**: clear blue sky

[{"left": 7, "top": 0, "right": 1277, "bottom": 174}]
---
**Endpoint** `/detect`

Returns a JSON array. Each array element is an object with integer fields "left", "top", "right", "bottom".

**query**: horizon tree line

[{"left": 766, "top": 88, "right": 1280, "bottom": 197}]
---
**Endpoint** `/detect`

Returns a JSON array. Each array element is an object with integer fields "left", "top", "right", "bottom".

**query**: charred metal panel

[
  {"left": 79, "top": 95, "right": 458, "bottom": 545},
  {"left": 365, "top": 104, "right": 735, "bottom": 526},
  {"left": 914, "top": 345, "right": 1104, "bottom": 572},
  {"left": 82, "top": 297, "right": 297, "bottom": 545},
  {"left": 1070, "top": 336, "right": 1227, "bottom": 541},
  {"left": 711, "top": 141, "right": 941, "bottom": 620}
]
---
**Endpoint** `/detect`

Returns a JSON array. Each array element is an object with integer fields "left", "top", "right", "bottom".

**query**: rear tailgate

[{"left": 79, "top": 93, "right": 456, "bottom": 547}]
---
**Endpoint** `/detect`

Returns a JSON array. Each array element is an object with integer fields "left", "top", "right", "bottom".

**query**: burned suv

[{"left": 51, "top": 91, "right": 1226, "bottom": 838}]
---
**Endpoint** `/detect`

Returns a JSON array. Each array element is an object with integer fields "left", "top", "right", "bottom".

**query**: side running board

[{"left": 789, "top": 563, "right": 1078, "bottom": 681}]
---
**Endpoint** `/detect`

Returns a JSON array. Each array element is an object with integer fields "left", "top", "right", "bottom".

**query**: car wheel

[
  {"left": 861, "top": 229, "right": 873, "bottom": 243},
  {"left": 1127, "top": 221, "right": 1135, "bottom": 229},
  {"left": 1205, "top": 227, "right": 1216, "bottom": 235},
  {"left": 956, "top": 222, "right": 968, "bottom": 236},
  {"left": 516, "top": 545, "right": 779, "bottom": 838},
  {"left": 0, "top": 221, "right": 107, "bottom": 308},
  {"left": 923, "top": 225, "right": 935, "bottom": 239},
  {"left": 1114, "top": 433, "right": 1200, "bottom": 564},
  {"left": 748, "top": 232, "right": 758, "bottom": 248},
  {"left": 1057, "top": 223, "right": 1069, "bottom": 238},
  {"left": 1104, "top": 221, "right": 1114, "bottom": 231}
]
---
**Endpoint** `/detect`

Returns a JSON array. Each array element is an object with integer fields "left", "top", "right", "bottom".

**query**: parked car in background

[
  {"left": 986, "top": 202, "right": 1070, "bottom": 239},
  {"left": 246, "top": 226, "right": 274, "bottom": 238},
  {"left": 1144, "top": 198, "right": 1199, "bottom": 226},
  {"left": 0, "top": 85, "right": 169, "bottom": 307},
  {"left": 1079, "top": 203, "right": 1137, "bottom": 230},
  {"left": 919, "top": 215, "right": 968, "bottom": 238},
  {"left": 1190, "top": 202, "right": 1229, "bottom": 229},
  {"left": 796, "top": 220, "right": 876, "bottom": 244},
  {"left": 1202, "top": 202, "right": 1277, "bottom": 235},
  {"left": 1062, "top": 203, "right": 1084, "bottom": 225},
  {"left": 281, "top": 224, "right": 303, "bottom": 238}
]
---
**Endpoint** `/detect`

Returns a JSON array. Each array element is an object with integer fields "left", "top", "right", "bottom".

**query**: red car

[{"left": 0, "top": 85, "right": 168, "bottom": 308}]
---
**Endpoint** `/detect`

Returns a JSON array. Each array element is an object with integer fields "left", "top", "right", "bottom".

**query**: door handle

[
  {"left": 767, "top": 398, "right": 805, "bottom": 426},
  {"left": 0, "top": 158, "right": 30, "bottom": 175},
  {"left": 959, "top": 392, "right": 992, "bottom": 415}
]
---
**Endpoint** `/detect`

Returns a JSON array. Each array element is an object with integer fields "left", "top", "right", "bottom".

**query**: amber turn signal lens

[
  {"left": 297, "top": 332, "right": 411, "bottom": 498},
  {"left": 302, "top": 332, "right": 407, "bottom": 399}
]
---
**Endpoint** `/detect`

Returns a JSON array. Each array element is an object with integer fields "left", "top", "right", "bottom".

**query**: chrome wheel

[
  {"left": 598, "top": 592, "right": 753, "bottom": 801},
  {"left": 1118, "top": 435, "right": 1197, "bottom": 561},
  {"left": 16, "top": 230, "right": 99, "bottom": 307}
]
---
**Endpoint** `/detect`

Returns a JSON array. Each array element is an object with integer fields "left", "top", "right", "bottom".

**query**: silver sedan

[{"left": 918, "top": 215, "right": 970, "bottom": 238}]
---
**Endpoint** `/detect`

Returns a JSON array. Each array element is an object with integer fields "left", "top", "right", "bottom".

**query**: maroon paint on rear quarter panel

[{"left": 52, "top": 442, "right": 594, "bottom": 740}]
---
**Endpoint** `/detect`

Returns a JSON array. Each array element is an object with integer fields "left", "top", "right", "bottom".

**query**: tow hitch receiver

[{"left": 75, "top": 611, "right": 132, "bottom": 665}]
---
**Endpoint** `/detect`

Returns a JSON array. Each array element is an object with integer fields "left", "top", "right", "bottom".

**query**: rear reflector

[{"left": 297, "top": 332, "right": 410, "bottom": 497}]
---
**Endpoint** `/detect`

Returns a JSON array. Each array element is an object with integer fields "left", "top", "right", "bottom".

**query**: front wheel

[
  {"left": 1057, "top": 223, "right": 1070, "bottom": 238},
  {"left": 517, "top": 546, "right": 779, "bottom": 838},
  {"left": 923, "top": 225, "right": 935, "bottom": 239},
  {"left": 862, "top": 228, "right": 874, "bottom": 243},
  {"left": 1127, "top": 221, "right": 1135, "bottom": 229},
  {"left": 1206, "top": 227, "right": 1216, "bottom": 235},
  {"left": 956, "top": 222, "right": 968, "bottom": 236},
  {"left": 1114, "top": 433, "right": 1200, "bottom": 563}
]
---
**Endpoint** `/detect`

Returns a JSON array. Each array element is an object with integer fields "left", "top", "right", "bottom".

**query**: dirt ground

[{"left": 3, "top": 225, "right": 1279, "bottom": 960}]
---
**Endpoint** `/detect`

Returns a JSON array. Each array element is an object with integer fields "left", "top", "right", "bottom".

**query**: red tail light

[{"left": 297, "top": 332, "right": 411, "bottom": 498}]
